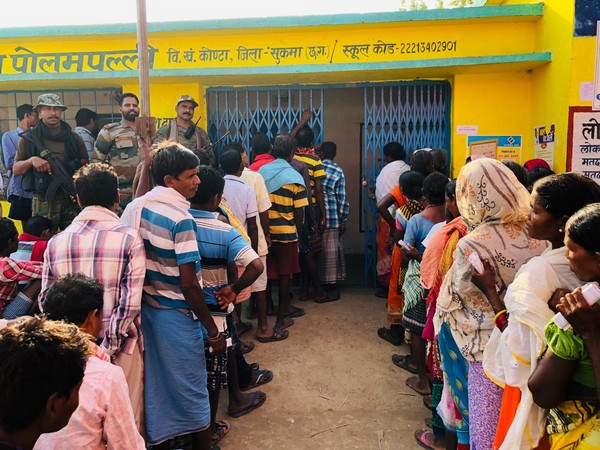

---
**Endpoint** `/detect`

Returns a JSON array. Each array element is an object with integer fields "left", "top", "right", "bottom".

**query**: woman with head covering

[
  {"left": 472, "top": 173, "right": 600, "bottom": 449},
  {"left": 529, "top": 203, "right": 600, "bottom": 450},
  {"left": 434, "top": 158, "right": 548, "bottom": 449}
]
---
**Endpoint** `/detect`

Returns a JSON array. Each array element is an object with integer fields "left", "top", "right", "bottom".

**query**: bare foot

[{"left": 406, "top": 375, "right": 431, "bottom": 396}]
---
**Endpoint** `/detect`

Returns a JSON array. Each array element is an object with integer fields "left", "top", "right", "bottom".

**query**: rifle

[
  {"left": 202, "top": 131, "right": 231, "bottom": 151},
  {"left": 20, "top": 132, "right": 78, "bottom": 202}
]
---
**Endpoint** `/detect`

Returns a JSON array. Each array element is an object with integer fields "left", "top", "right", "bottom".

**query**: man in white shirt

[
  {"left": 220, "top": 149, "right": 260, "bottom": 331},
  {"left": 222, "top": 143, "right": 287, "bottom": 343},
  {"left": 375, "top": 142, "right": 410, "bottom": 202}
]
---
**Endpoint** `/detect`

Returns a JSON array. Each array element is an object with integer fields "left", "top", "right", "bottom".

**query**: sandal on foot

[
  {"left": 415, "top": 429, "right": 436, "bottom": 450},
  {"left": 227, "top": 391, "right": 267, "bottom": 418},
  {"left": 424, "top": 417, "right": 432, "bottom": 429},
  {"left": 391, "top": 354, "right": 418, "bottom": 374},
  {"left": 283, "top": 306, "right": 305, "bottom": 318},
  {"left": 240, "top": 369, "right": 273, "bottom": 392},
  {"left": 406, "top": 375, "right": 432, "bottom": 396},
  {"left": 256, "top": 329, "right": 289, "bottom": 343},
  {"left": 240, "top": 341, "right": 255, "bottom": 355},
  {"left": 377, "top": 327, "right": 402, "bottom": 346},
  {"left": 211, "top": 420, "right": 230, "bottom": 446}
]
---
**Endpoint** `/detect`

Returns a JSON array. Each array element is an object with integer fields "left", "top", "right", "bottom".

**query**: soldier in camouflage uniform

[
  {"left": 13, "top": 94, "right": 88, "bottom": 230},
  {"left": 94, "top": 93, "right": 140, "bottom": 208},
  {"left": 154, "top": 95, "right": 215, "bottom": 166}
]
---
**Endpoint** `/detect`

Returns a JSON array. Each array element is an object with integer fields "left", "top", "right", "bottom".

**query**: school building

[{"left": 0, "top": 0, "right": 597, "bottom": 284}]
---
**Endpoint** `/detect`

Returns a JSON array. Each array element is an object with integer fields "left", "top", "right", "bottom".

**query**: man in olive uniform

[
  {"left": 154, "top": 95, "right": 214, "bottom": 166},
  {"left": 94, "top": 92, "right": 140, "bottom": 208},
  {"left": 13, "top": 93, "right": 88, "bottom": 230}
]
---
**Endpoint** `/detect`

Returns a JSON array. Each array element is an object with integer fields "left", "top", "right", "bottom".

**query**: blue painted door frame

[{"left": 362, "top": 81, "right": 451, "bottom": 287}]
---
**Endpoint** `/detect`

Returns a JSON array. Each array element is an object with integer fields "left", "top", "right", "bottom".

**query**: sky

[{"left": 5, "top": 0, "right": 453, "bottom": 28}]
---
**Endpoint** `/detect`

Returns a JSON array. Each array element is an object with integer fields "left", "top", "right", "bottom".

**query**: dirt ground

[{"left": 217, "top": 287, "right": 428, "bottom": 450}]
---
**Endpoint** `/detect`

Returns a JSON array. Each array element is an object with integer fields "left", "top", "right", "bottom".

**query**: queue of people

[
  {"left": 375, "top": 146, "right": 600, "bottom": 450},
  {"left": 0, "top": 93, "right": 350, "bottom": 450}
]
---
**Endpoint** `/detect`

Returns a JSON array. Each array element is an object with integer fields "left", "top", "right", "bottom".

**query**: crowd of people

[
  {"left": 0, "top": 93, "right": 350, "bottom": 450},
  {"left": 1, "top": 90, "right": 600, "bottom": 450},
  {"left": 374, "top": 147, "right": 600, "bottom": 449}
]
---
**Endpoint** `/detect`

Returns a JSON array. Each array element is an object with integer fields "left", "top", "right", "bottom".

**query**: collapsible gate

[
  {"left": 363, "top": 82, "right": 451, "bottom": 286},
  {"left": 206, "top": 87, "right": 324, "bottom": 158}
]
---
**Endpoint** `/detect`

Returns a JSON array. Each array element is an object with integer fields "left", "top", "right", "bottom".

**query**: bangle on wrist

[
  {"left": 493, "top": 309, "right": 507, "bottom": 322},
  {"left": 494, "top": 310, "right": 509, "bottom": 332}
]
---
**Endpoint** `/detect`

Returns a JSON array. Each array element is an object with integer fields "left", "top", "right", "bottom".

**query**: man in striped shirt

[
  {"left": 40, "top": 162, "right": 146, "bottom": 433},
  {"left": 259, "top": 134, "right": 308, "bottom": 331},
  {"left": 189, "top": 167, "right": 268, "bottom": 441},
  {"left": 121, "top": 142, "right": 226, "bottom": 448},
  {"left": 294, "top": 125, "right": 327, "bottom": 302}
]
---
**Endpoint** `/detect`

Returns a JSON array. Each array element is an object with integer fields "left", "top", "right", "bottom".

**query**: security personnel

[
  {"left": 13, "top": 93, "right": 88, "bottom": 230},
  {"left": 154, "top": 95, "right": 214, "bottom": 166},
  {"left": 94, "top": 92, "right": 140, "bottom": 207}
]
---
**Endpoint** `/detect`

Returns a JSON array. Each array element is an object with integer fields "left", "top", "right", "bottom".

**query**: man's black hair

[
  {"left": 73, "top": 163, "right": 118, "bottom": 209},
  {"left": 321, "top": 141, "right": 337, "bottom": 160},
  {"left": 151, "top": 142, "right": 200, "bottom": 187},
  {"left": 16, "top": 104, "right": 34, "bottom": 121},
  {"left": 273, "top": 134, "right": 297, "bottom": 159},
  {"left": 44, "top": 274, "right": 104, "bottom": 326},
  {"left": 0, "top": 218, "right": 17, "bottom": 255},
  {"left": 251, "top": 132, "right": 271, "bottom": 155},
  {"left": 220, "top": 150, "right": 242, "bottom": 175},
  {"left": 222, "top": 142, "right": 245, "bottom": 155},
  {"left": 23, "top": 215, "right": 55, "bottom": 237},
  {"left": 0, "top": 317, "right": 89, "bottom": 432},
  {"left": 295, "top": 126, "right": 314, "bottom": 148},
  {"left": 118, "top": 92, "right": 139, "bottom": 106},
  {"left": 191, "top": 166, "right": 225, "bottom": 205},
  {"left": 383, "top": 142, "right": 405, "bottom": 162},
  {"left": 74, "top": 108, "right": 98, "bottom": 128}
]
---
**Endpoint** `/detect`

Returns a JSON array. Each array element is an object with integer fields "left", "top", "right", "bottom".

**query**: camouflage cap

[
  {"left": 176, "top": 95, "right": 198, "bottom": 108},
  {"left": 36, "top": 93, "right": 67, "bottom": 110}
]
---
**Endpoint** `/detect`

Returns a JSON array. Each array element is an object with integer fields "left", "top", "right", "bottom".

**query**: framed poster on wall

[{"left": 567, "top": 106, "right": 600, "bottom": 181}]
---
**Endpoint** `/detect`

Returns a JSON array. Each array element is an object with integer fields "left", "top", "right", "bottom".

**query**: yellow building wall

[
  {"left": 530, "top": 0, "right": 575, "bottom": 173},
  {"left": 451, "top": 72, "right": 531, "bottom": 177},
  {"left": 122, "top": 82, "right": 209, "bottom": 130},
  {"left": 569, "top": 38, "right": 595, "bottom": 106}
]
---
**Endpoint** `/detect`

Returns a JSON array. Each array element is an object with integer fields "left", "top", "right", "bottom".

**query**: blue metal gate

[
  {"left": 206, "top": 87, "right": 324, "bottom": 158},
  {"left": 363, "top": 82, "right": 451, "bottom": 287}
]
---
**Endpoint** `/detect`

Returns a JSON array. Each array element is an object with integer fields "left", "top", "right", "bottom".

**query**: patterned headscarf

[
  {"left": 456, "top": 158, "right": 530, "bottom": 231},
  {"left": 434, "top": 158, "right": 547, "bottom": 362}
]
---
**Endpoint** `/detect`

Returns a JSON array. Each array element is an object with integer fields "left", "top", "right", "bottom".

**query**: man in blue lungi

[{"left": 122, "top": 142, "right": 226, "bottom": 449}]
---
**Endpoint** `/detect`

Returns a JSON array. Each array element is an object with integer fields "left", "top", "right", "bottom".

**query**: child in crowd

[{"left": 10, "top": 215, "right": 55, "bottom": 263}]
